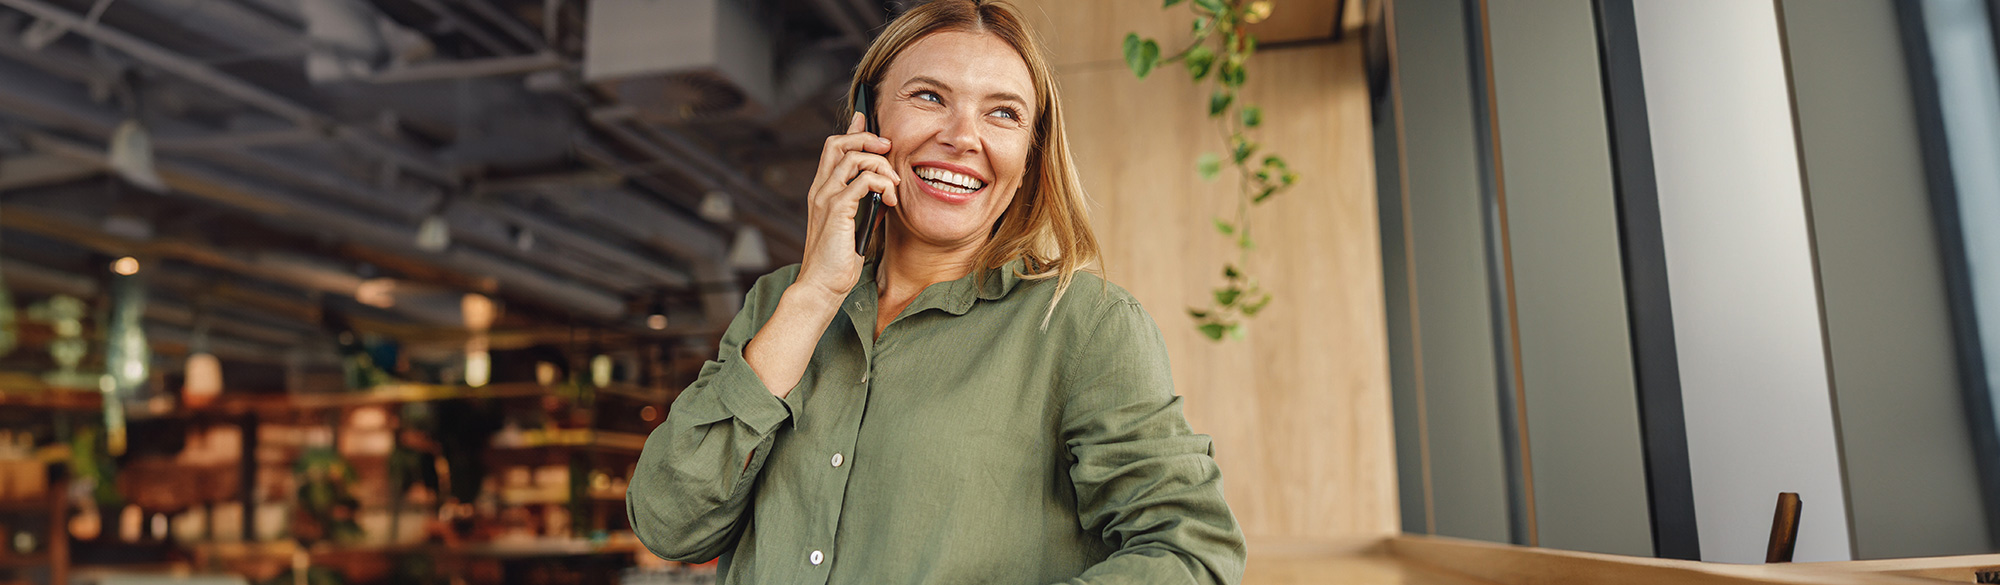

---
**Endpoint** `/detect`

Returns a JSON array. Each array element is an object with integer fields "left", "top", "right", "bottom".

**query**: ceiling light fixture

[
  {"left": 729, "top": 225, "right": 768, "bottom": 271},
  {"left": 111, "top": 256, "right": 139, "bottom": 276},
  {"left": 645, "top": 294, "right": 668, "bottom": 331}
]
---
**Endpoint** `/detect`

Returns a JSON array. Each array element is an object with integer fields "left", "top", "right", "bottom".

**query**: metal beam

[{"left": 0, "top": 0, "right": 460, "bottom": 184}]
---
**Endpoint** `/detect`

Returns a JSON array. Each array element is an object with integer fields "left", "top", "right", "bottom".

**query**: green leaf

[
  {"left": 1243, "top": 33, "right": 1259, "bottom": 57},
  {"left": 1124, "top": 34, "right": 1160, "bottom": 78},
  {"left": 1230, "top": 323, "right": 1245, "bottom": 340},
  {"left": 1209, "top": 90, "right": 1233, "bottom": 117},
  {"left": 1197, "top": 152, "right": 1221, "bottom": 180},
  {"left": 1213, "top": 217, "right": 1234, "bottom": 235},
  {"left": 1198, "top": 322, "right": 1229, "bottom": 340},
  {"left": 1185, "top": 45, "right": 1217, "bottom": 80},
  {"left": 1189, "top": 308, "right": 1209, "bottom": 319},
  {"left": 1193, "top": 0, "right": 1225, "bottom": 15},
  {"left": 1240, "top": 105, "right": 1262, "bottom": 128},
  {"left": 1232, "top": 136, "right": 1258, "bottom": 164},
  {"left": 1254, "top": 185, "right": 1278, "bottom": 203},
  {"left": 1220, "top": 60, "right": 1246, "bottom": 87},
  {"left": 1223, "top": 264, "right": 1240, "bottom": 279},
  {"left": 1193, "top": 16, "right": 1213, "bottom": 36},
  {"left": 1215, "top": 287, "right": 1242, "bottom": 307},
  {"left": 1164, "top": 0, "right": 1184, "bottom": 6},
  {"left": 1241, "top": 293, "right": 1272, "bottom": 316}
]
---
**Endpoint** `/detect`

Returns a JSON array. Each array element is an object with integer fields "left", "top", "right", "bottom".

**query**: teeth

[{"left": 915, "top": 166, "right": 985, "bottom": 192}]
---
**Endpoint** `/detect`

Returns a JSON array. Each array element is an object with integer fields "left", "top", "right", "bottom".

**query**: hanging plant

[
  {"left": 293, "top": 447, "right": 363, "bottom": 544},
  {"left": 1125, "top": 0, "right": 1298, "bottom": 341}
]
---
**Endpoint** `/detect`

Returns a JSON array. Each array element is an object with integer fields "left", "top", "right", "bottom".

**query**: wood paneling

[{"left": 1016, "top": 0, "right": 1397, "bottom": 541}]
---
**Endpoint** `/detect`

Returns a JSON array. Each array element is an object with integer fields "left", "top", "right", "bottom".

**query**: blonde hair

[{"left": 846, "top": 0, "right": 1101, "bottom": 324}]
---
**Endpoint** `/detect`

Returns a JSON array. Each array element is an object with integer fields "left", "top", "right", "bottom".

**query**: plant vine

[{"left": 1125, "top": 0, "right": 1297, "bottom": 341}]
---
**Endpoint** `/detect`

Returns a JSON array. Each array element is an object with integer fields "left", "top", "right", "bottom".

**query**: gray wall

[
  {"left": 1387, "top": 0, "right": 1512, "bottom": 543},
  {"left": 1633, "top": 0, "right": 1854, "bottom": 563},
  {"left": 1486, "top": 0, "right": 1655, "bottom": 557},
  {"left": 1783, "top": 0, "right": 1992, "bottom": 559}
]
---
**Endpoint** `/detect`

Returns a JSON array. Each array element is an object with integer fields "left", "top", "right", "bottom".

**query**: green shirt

[{"left": 627, "top": 260, "right": 1246, "bottom": 584}]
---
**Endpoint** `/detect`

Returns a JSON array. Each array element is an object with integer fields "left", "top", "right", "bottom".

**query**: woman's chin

[{"left": 894, "top": 215, "right": 991, "bottom": 249}]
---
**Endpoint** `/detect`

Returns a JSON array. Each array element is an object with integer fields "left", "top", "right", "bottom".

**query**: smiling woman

[{"left": 624, "top": 1, "right": 1247, "bottom": 583}]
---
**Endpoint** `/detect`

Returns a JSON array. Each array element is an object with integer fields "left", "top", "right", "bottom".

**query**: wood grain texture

[
  {"left": 1014, "top": 0, "right": 1397, "bottom": 541},
  {"left": 1388, "top": 536, "right": 1950, "bottom": 585}
]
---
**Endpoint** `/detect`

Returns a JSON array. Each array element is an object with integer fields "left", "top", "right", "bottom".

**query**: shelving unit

[{"left": 0, "top": 377, "right": 675, "bottom": 585}]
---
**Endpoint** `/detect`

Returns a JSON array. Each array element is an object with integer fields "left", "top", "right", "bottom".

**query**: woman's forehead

[{"left": 886, "top": 31, "right": 1035, "bottom": 100}]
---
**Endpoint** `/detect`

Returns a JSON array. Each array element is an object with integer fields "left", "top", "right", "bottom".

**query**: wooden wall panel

[{"left": 1014, "top": 0, "right": 1397, "bottom": 541}]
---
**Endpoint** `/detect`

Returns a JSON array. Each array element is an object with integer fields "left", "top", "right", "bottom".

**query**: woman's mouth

[{"left": 914, "top": 166, "right": 987, "bottom": 202}]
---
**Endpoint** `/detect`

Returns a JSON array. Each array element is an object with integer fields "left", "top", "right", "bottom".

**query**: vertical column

[
  {"left": 1630, "top": 0, "right": 1853, "bottom": 563},
  {"left": 1783, "top": 0, "right": 1991, "bottom": 558},
  {"left": 1383, "top": 0, "right": 1513, "bottom": 544},
  {"left": 1486, "top": 0, "right": 1654, "bottom": 557}
]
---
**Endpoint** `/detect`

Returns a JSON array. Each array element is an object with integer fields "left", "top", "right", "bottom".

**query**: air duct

[{"left": 584, "top": 0, "right": 773, "bottom": 121}]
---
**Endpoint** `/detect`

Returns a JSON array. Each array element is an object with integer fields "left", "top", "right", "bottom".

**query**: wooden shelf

[
  {"left": 0, "top": 387, "right": 101, "bottom": 411},
  {"left": 0, "top": 552, "right": 50, "bottom": 569},
  {"left": 193, "top": 536, "right": 642, "bottom": 563},
  {"left": 135, "top": 382, "right": 673, "bottom": 422}
]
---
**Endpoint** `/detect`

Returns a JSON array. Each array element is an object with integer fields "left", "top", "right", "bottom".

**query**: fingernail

[{"left": 876, "top": 137, "right": 891, "bottom": 149}]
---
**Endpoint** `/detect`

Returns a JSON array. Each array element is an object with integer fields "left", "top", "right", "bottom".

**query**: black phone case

[{"left": 854, "top": 83, "right": 884, "bottom": 256}]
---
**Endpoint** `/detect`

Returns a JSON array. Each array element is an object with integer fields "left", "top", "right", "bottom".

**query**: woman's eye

[
  {"left": 916, "top": 91, "right": 942, "bottom": 104},
  {"left": 990, "top": 107, "right": 1021, "bottom": 121}
]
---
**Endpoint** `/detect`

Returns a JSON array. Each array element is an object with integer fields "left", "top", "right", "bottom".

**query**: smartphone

[{"left": 853, "top": 83, "right": 885, "bottom": 257}]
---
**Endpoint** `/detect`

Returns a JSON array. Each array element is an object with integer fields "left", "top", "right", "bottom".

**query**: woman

[{"left": 626, "top": 1, "right": 1246, "bottom": 582}]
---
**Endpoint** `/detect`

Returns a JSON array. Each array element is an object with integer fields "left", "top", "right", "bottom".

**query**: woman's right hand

[{"left": 794, "top": 112, "right": 901, "bottom": 304}]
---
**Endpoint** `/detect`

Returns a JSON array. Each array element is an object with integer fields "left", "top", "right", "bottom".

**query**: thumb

[{"left": 848, "top": 111, "right": 866, "bottom": 134}]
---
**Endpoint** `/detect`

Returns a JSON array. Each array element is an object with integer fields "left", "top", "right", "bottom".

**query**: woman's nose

[{"left": 936, "top": 109, "right": 981, "bottom": 154}]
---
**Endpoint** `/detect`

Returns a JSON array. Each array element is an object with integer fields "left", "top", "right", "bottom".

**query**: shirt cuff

[{"left": 710, "top": 351, "right": 795, "bottom": 436}]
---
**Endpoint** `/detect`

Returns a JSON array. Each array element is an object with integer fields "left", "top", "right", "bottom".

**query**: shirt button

[
  {"left": 810, "top": 550, "right": 825, "bottom": 565},
  {"left": 831, "top": 453, "right": 844, "bottom": 468}
]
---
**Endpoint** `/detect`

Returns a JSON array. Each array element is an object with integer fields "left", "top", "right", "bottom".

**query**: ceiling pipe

[
  {"left": 451, "top": 0, "right": 548, "bottom": 53},
  {"left": 0, "top": 58, "right": 679, "bottom": 300},
  {"left": 472, "top": 200, "right": 692, "bottom": 287},
  {"left": 26, "top": 134, "right": 632, "bottom": 319},
  {"left": 405, "top": 0, "right": 515, "bottom": 55},
  {"left": 511, "top": 186, "right": 742, "bottom": 328},
  {"left": 0, "top": 257, "right": 334, "bottom": 363},
  {"left": 583, "top": 114, "right": 806, "bottom": 258},
  {"left": 0, "top": 0, "right": 460, "bottom": 185}
]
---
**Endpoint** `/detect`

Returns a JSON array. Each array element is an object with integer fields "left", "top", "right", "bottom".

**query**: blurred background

[{"left": 6, "top": 0, "right": 2000, "bottom": 583}]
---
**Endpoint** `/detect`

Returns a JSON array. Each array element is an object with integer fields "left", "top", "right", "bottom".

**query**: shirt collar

[{"left": 869, "top": 257, "right": 1028, "bottom": 317}]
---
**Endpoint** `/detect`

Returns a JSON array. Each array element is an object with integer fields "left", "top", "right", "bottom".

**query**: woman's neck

[{"left": 874, "top": 226, "right": 984, "bottom": 334}]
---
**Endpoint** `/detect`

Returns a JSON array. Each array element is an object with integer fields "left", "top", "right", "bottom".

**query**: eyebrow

[{"left": 904, "top": 75, "right": 1031, "bottom": 110}]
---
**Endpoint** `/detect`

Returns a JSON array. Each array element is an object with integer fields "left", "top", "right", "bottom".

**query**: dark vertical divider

[
  {"left": 1462, "top": 0, "right": 1535, "bottom": 548},
  {"left": 1893, "top": 0, "right": 2000, "bottom": 549},
  {"left": 1589, "top": 0, "right": 1701, "bottom": 561}
]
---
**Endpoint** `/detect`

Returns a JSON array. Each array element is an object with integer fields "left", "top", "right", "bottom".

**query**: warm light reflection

[
  {"left": 183, "top": 352, "right": 222, "bottom": 407},
  {"left": 111, "top": 256, "right": 139, "bottom": 276},
  {"left": 646, "top": 314, "right": 668, "bottom": 331},
  {"left": 591, "top": 354, "right": 613, "bottom": 387},
  {"left": 465, "top": 350, "right": 490, "bottom": 388},
  {"left": 355, "top": 278, "right": 397, "bottom": 309}
]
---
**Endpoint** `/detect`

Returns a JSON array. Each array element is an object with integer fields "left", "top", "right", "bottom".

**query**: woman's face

[{"left": 876, "top": 30, "right": 1036, "bottom": 253}]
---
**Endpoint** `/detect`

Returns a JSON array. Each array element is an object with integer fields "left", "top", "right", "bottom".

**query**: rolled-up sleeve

[
  {"left": 627, "top": 271, "right": 798, "bottom": 563},
  {"left": 1057, "top": 300, "right": 1247, "bottom": 585}
]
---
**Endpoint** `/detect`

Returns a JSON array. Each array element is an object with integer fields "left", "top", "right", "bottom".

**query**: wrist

[{"left": 779, "top": 283, "right": 847, "bottom": 320}]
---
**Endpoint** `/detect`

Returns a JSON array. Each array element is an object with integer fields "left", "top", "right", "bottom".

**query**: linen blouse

[{"left": 626, "top": 259, "right": 1245, "bottom": 584}]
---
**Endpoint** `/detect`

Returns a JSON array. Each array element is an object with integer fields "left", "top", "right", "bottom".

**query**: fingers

[
  {"left": 815, "top": 131, "right": 892, "bottom": 185},
  {"left": 848, "top": 111, "right": 865, "bottom": 134},
  {"left": 813, "top": 152, "right": 898, "bottom": 210}
]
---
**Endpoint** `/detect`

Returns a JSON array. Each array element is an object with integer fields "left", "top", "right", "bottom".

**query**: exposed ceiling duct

[
  {"left": 0, "top": 0, "right": 887, "bottom": 352},
  {"left": 583, "top": 0, "right": 773, "bottom": 122}
]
